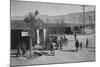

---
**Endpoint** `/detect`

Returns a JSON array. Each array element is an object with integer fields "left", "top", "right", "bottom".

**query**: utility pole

[
  {"left": 61, "top": 19, "right": 64, "bottom": 34},
  {"left": 80, "top": 5, "right": 85, "bottom": 34}
]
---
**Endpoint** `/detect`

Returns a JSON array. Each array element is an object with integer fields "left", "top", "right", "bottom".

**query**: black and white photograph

[{"left": 10, "top": 0, "right": 95, "bottom": 66}]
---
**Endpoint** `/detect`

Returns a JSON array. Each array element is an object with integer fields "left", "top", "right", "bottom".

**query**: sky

[{"left": 11, "top": 0, "right": 95, "bottom": 17}]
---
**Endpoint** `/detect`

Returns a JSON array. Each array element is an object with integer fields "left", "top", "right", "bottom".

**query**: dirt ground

[{"left": 10, "top": 34, "right": 95, "bottom": 66}]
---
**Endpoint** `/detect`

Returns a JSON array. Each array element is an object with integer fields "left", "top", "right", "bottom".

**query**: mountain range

[
  {"left": 11, "top": 11, "right": 95, "bottom": 24},
  {"left": 11, "top": 11, "right": 95, "bottom": 29}
]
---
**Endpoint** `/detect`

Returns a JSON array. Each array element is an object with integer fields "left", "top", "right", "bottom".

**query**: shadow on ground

[{"left": 62, "top": 49, "right": 76, "bottom": 52}]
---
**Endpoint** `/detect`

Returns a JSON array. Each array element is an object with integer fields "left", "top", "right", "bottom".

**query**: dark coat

[{"left": 75, "top": 40, "right": 79, "bottom": 48}]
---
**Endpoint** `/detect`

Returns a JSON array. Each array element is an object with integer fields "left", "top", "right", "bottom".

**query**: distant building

[{"left": 11, "top": 12, "right": 95, "bottom": 49}]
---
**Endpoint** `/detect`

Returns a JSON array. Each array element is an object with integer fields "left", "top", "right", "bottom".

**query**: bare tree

[{"left": 24, "top": 10, "right": 39, "bottom": 57}]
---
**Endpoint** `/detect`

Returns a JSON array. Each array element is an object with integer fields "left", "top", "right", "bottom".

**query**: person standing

[
  {"left": 52, "top": 42, "right": 56, "bottom": 55},
  {"left": 86, "top": 38, "right": 89, "bottom": 48},
  {"left": 80, "top": 42, "right": 82, "bottom": 49},
  {"left": 75, "top": 40, "right": 79, "bottom": 52},
  {"left": 57, "top": 36, "right": 61, "bottom": 50},
  {"left": 49, "top": 37, "right": 54, "bottom": 56},
  {"left": 50, "top": 41, "right": 55, "bottom": 56},
  {"left": 59, "top": 38, "right": 63, "bottom": 50},
  {"left": 21, "top": 42, "right": 27, "bottom": 57},
  {"left": 16, "top": 42, "right": 22, "bottom": 57}
]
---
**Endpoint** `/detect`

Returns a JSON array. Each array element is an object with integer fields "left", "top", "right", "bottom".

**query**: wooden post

[
  {"left": 29, "top": 37, "right": 32, "bottom": 57},
  {"left": 37, "top": 29, "right": 40, "bottom": 45},
  {"left": 44, "top": 29, "right": 46, "bottom": 42}
]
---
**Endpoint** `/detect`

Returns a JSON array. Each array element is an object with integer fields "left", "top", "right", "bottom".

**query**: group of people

[
  {"left": 47, "top": 35, "right": 69, "bottom": 55},
  {"left": 75, "top": 40, "right": 82, "bottom": 51},
  {"left": 16, "top": 34, "right": 89, "bottom": 57},
  {"left": 74, "top": 34, "right": 89, "bottom": 52},
  {"left": 16, "top": 42, "right": 27, "bottom": 57}
]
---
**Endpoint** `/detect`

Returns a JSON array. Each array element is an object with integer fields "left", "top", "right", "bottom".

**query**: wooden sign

[{"left": 21, "top": 31, "right": 28, "bottom": 37}]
